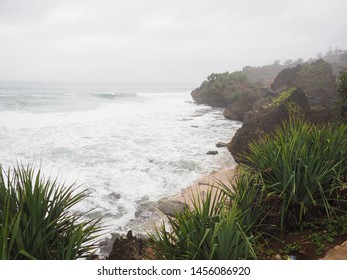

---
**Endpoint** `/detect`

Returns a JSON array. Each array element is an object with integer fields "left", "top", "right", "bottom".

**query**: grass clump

[
  {"left": 148, "top": 189, "right": 256, "bottom": 260},
  {"left": 242, "top": 117, "right": 347, "bottom": 230},
  {"left": 0, "top": 164, "right": 103, "bottom": 260}
]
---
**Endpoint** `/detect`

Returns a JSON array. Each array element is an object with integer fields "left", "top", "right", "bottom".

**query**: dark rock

[
  {"left": 227, "top": 88, "right": 309, "bottom": 163},
  {"left": 206, "top": 151, "right": 218, "bottom": 155},
  {"left": 156, "top": 200, "right": 187, "bottom": 217},
  {"left": 215, "top": 142, "right": 228, "bottom": 148},
  {"left": 108, "top": 230, "right": 147, "bottom": 260},
  {"left": 126, "top": 230, "right": 133, "bottom": 239},
  {"left": 306, "top": 108, "right": 335, "bottom": 124},
  {"left": 271, "top": 67, "right": 298, "bottom": 94},
  {"left": 223, "top": 93, "right": 271, "bottom": 122},
  {"left": 191, "top": 125, "right": 199, "bottom": 128},
  {"left": 108, "top": 192, "right": 121, "bottom": 201}
]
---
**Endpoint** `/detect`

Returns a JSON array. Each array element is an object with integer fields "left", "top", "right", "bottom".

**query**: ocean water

[{"left": 0, "top": 81, "right": 241, "bottom": 233}]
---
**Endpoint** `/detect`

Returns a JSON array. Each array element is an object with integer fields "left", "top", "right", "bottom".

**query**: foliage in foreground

[
  {"left": 242, "top": 117, "right": 347, "bottom": 230},
  {"left": 149, "top": 117, "right": 347, "bottom": 259},
  {"left": 148, "top": 189, "right": 256, "bottom": 260},
  {"left": 0, "top": 165, "right": 103, "bottom": 260}
]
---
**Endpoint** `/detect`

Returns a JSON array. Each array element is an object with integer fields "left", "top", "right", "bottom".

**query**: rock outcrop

[
  {"left": 222, "top": 94, "right": 259, "bottom": 121},
  {"left": 108, "top": 230, "right": 149, "bottom": 260},
  {"left": 227, "top": 88, "right": 310, "bottom": 163},
  {"left": 191, "top": 71, "right": 263, "bottom": 119},
  {"left": 271, "top": 59, "right": 337, "bottom": 100}
]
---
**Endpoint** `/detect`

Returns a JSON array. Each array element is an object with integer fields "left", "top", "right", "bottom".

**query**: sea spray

[{"left": 0, "top": 81, "right": 242, "bottom": 233}]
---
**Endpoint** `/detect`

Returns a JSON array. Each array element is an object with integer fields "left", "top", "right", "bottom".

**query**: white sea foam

[{"left": 0, "top": 81, "right": 242, "bottom": 233}]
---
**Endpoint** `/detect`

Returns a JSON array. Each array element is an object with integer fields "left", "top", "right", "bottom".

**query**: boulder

[
  {"left": 206, "top": 151, "right": 218, "bottom": 155},
  {"left": 223, "top": 94, "right": 258, "bottom": 121},
  {"left": 156, "top": 200, "right": 187, "bottom": 217},
  {"left": 227, "top": 88, "right": 309, "bottom": 163},
  {"left": 215, "top": 142, "right": 228, "bottom": 148}
]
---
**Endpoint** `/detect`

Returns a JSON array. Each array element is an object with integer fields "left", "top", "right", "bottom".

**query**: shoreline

[
  {"left": 166, "top": 165, "right": 238, "bottom": 207},
  {"left": 124, "top": 164, "right": 239, "bottom": 236},
  {"left": 151, "top": 164, "right": 239, "bottom": 221}
]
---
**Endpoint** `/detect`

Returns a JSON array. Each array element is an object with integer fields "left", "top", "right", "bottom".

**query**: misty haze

[{"left": 1, "top": 0, "right": 347, "bottom": 264}]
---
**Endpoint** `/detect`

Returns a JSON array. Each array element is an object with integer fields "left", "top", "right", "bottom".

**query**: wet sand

[{"left": 165, "top": 165, "right": 238, "bottom": 207}]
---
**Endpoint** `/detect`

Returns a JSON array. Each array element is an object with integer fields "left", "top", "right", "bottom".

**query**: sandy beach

[
  {"left": 128, "top": 165, "right": 239, "bottom": 234},
  {"left": 153, "top": 165, "right": 239, "bottom": 218},
  {"left": 170, "top": 166, "right": 238, "bottom": 205}
]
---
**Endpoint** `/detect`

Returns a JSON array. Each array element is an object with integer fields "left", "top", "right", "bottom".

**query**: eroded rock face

[
  {"left": 227, "top": 88, "right": 309, "bottom": 163},
  {"left": 108, "top": 230, "right": 147, "bottom": 260},
  {"left": 222, "top": 94, "right": 258, "bottom": 121}
]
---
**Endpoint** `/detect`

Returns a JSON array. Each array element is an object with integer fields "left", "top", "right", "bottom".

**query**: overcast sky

[{"left": 0, "top": 0, "right": 346, "bottom": 86}]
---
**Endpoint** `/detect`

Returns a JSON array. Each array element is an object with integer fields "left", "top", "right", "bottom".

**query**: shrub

[
  {"left": 216, "top": 172, "right": 276, "bottom": 235},
  {"left": 148, "top": 189, "right": 256, "bottom": 260},
  {"left": 0, "top": 164, "right": 103, "bottom": 260},
  {"left": 242, "top": 118, "right": 347, "bottom": 229}
]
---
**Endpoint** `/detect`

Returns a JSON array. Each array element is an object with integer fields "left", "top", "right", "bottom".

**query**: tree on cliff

[{"left": 191, "top": 71, "right": 260, "bottom": 108}]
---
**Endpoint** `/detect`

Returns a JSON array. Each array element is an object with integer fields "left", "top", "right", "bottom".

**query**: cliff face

[
  {"left": 222, "top": 92, "right": 272, "bottom": 122},
  {"left": 271, "top": 59, "right": 337, "bottom": 100},
  {"left": 227, "top": 88, "right": 310, "bottom": 163},
  {"left": 222, "top": 94, "right": 259, "bottom": 121}
]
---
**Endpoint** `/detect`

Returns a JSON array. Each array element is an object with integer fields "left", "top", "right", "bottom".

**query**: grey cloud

[{"left": 0, "top": 0, "right": 346, "bottom": 85}]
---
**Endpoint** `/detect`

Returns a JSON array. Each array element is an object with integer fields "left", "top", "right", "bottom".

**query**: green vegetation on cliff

[
  {"left": 191, "top": 71, "right": 261, "bottom": 107},
  {"left": 244, "top": 118, "right": 347, "bottom": 230},
  {"left": 150, "top": 118, "right": 347, "bottom": 259}
]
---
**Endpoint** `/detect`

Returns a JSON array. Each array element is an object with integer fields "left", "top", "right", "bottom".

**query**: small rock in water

[
  {"left": 206, "top": 151, "right": 218, "bottom": 155},
  {"left": 108, "top": 192, "right": 121, "bottom": 201},
  {"left": 191, "top": 125, "right": 199, "bottom": 128},
  {"left": 215, "top": 142, "right": 228, "bottom": 148}
]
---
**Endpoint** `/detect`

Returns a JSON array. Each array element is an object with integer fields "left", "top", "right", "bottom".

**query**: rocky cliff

[
  {"left": 191, "top": 71, "right": 263, "bottom": 121},
  {"left": 227, "top": 88, "right": 310, "bottom": 163},
  {"left": 271, "top": 59, "right": 337, "bottom": 101}
]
